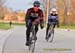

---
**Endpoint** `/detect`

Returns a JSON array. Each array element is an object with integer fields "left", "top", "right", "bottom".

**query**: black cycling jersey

[{"left": 25, "top": 8, "right": 44, "bottom": 22}]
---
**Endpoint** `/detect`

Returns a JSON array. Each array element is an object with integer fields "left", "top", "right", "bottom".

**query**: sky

[
  {"left": 5, "top": 0, "right": 58, "bottom": 11},
  {"left": 5, "top": 0, "right": 37, "bottom": 11}
]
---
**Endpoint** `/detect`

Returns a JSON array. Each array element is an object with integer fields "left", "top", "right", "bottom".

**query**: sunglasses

[{"left": 34, "top": 5, "right": 39, "bottom": 7}]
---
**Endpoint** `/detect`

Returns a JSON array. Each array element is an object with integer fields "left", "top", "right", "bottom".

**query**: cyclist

[
  {"left": 46, "top": 8, "right": 59, "bottom": 40},
  {"left": 25, "top": 1, "right": 44, "bottom": 46}
]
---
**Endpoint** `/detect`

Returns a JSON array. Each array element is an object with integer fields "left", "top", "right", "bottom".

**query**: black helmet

[{"left": 33, "top": 1, "right": 40, "bottom": 7}]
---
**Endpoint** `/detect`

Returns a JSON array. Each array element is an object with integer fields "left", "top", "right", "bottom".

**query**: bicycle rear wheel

[
  {"left": 31, "top": 40, "right": 36, "bottom": 53},
  {"left": 28, "top": 38, "right": 36, "bottom": 53},
  {"left": 46, "top": 30, "right": 51, "bottom": 42},
  {"left": 29, "top": 29, "right": 36, "bottom": 53},
  {"left": 29, "top": 37, "right": 32, "bottom": 50},
  {"left": 50, "top": 29, "right": 54, "bottom": 42}
]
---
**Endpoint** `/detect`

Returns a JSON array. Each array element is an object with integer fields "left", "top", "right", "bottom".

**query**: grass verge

[
  {"left": 59, "top": 25, "right": 75, "bottom": 29},
  {"left": 43, "top": 48, "right": 72, "bottom": 51},
  {"left": 0, "top": 23, "right": 11, "bottom": 30}
]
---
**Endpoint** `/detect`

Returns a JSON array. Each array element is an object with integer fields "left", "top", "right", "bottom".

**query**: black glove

[
  {"left": 56, "top": 20, "right": 59, "bottom": 28},
  {"left": 40, "top": 22, "right": 44, "bottom": 29},
  {"left": 57, "top": 24, "right": 59, "bottom": 28},
  {"left": 41, "top": 26, "right": 44, "bottom": 29},
  {"left": 57, "top": 22, "right": 59, "bottom": 28},
  {"left": 26, "top": 20, "right": 31, "bottom": 28},
  {"left": 40, "top": 19, "right": 44, "bottom": 29}
]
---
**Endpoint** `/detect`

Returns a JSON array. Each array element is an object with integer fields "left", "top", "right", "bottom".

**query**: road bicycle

[
  {"left": 28, "top": 22, "right": 37, "bottom": 53},
  {"left": 46, "top": 22, "right": 55, "bottom": 42}
]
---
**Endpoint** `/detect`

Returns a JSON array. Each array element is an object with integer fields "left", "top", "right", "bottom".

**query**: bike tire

[
  {"left": 50, "top": 29, "right": 54, "bottom": 42},
  {"left": 46, "top": 30, "right": 51, "bottom": 42},
  {"left": 29, "top": 40, "right": 36, "bottom": 53}
]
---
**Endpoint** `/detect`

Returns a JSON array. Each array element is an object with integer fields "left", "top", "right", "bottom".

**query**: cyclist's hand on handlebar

[
  {"left": 40, "top": 21, "right": 44, "bottom": 29},
  {"left": 33, "top": 19, "right": 40, "bottom": 24},
  {"left": 41, "top": 26, "right": 44, "bottom": 29},
  {"left": 57, "top": 24, "right": 59, "bottom": 28}
]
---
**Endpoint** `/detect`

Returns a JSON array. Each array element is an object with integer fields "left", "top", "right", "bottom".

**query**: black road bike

[
  {"left": 28, "top": 23, "right": 37, "bottom": 53},
  {"left": 46, "top": 22, "right": 55, "bottom": 42}
]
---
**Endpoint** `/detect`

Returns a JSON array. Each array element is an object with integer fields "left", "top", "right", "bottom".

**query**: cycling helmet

[
  {"left": 33, "top": 1, "right": 40, "bottom": 7},
  {"left": 50, "top": 8, "right": 58, "bottom": 14},
  {"left": 51, "top": 8, "right": 57, "bottom": 12}
]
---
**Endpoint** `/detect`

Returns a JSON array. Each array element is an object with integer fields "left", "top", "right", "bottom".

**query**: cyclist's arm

[
  {"left": 56, "top": 15, "right": 59, "bottom": 27},
  {"left": 39, "top": 10, "right": 44, "bottom": 29},
  {"left": 25, "top": 9, "right": 31, "bottom": 21},
  {"left": 48, "top": 15, "right": 52, "bottom": 23},
  {"left": 39, "top": 10, "right": 44, "bottom": 21},
  {"left": 25, "top": 9, "right": 31, "bottom": 27}
]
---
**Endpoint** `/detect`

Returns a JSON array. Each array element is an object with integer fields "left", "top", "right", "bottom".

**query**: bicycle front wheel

[
  {"left": 50, "top": 29, "right": 54, "bottom": 42},
  {"left": 30, "top": 40, "right": 36, "bottom": 53}
]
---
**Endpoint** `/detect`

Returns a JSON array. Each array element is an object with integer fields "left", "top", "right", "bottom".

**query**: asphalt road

[{"left": 2, "top": 26, "right": 75, "bottom": 53}]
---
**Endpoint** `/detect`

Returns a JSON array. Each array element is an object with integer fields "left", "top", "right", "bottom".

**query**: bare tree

[
  {"left": 0, "top": 0, "right": 6, "bottom": 19},
  {"left": 70, "top": 0, "right": 75, "bottom": 24},
  {"left": 40, "top": 0, "right": 47, "bottom": 22},
  {"left": 41, "top": 0, "right": 47, "bottom": 11},
  {"left": 40, "top": 0, "right": 50, "bottom": 23},
  {"left": 0, "top": 0, "right": 6, "bottom": 6},
  {"left": 57, "top": 0, "right": 71, "bottom": 25}
]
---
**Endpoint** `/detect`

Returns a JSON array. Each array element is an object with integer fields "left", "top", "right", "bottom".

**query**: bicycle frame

[
  {"left": 50, "top": 23, "right": 54, "bottom": 42},
  {"left": 29, "top": 23, "right": 36, "bottom": 53},
  {"left": 47, "top": 22, "right": 55, "bottom": 42}
]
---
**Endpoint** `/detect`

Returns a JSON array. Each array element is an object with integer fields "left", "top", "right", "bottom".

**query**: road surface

[{"left": 2, "top": 26, "right": 75, "bottom": 53}]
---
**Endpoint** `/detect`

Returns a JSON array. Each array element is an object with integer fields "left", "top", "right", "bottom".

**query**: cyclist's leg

[
  {"left": 26, "top": 28, "right": 30, "bottom": 41},
  {"left": 52, "top": 23, "right": 56, "bottom": 33},
  {"left": 26, "top": 22, "right": 32, "bottom": 46},
  {"left": 49, "top": 23, "right": 56, "bottom": 42},
  {"left": 46, "top": 23, "right": 50, "bottom": 39},
  {"left": 53, "top": 23, "right": 56, "bottom": 29},
  {"left": 35, "top": 24, "right": 39, "bottom": 34},
  {"left": 34, "top": 24, "right": 39, "bottom": 40}
]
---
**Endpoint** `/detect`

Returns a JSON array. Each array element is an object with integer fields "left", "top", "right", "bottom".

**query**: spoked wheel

[
  {"left": 28, "top": 33, "right": 36, "bottom": 53},
  {"left": 29, "top": 38, "right": 32, "bottom": 50},
  {"left": 29, "top": 40, "right": 36, "bottom": 53},
  {"left": 31, "top": 40, "right": 36, "bottom": 53},
  {"left": 46, "top": 32, "right": 51, "bottom": 42},
  {"left": 28, "top": 23, "right": 37, "bottom": 53},
  {"left": 46, "top": 29, "right": 54, "bottom": 42},
  {"left": 50, "top": 30, "right": 54, "bottom": 42},
  {"left": 50, "top": 33, "right": 54, "bottom": 42}
]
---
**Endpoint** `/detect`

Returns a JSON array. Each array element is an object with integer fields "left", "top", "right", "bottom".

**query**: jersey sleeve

[
  {"left": 39, "top": 9, "right": 44, "bottom": 28},
  {"left": 39, "top": 9, "right": 44, "bottom": 21},
  {"left": 25, "top": 9, "right": 31, "bottom": 21},
  {"left": 54, "top": 14, "right": 59, "bottom": 21}
]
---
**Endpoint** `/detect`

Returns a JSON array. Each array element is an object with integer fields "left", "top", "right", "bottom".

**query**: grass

[
  {"left": 12, "top": 22, "right": 25, "bottom": 25},
  {"left": 0, "top": 22, "right": 25, "bottom": 30},
  {"left": 43, "top": 48, "right": 72, "bottom": 51},
  {"left": 0, "top": 23, "right": 11, "bottom": 30},
  {"left": 59, "top": 25, "right": 75, "bottom": 29},
  {"left": 0, "top": 22, "right": 75, "bottom": 30},
  {"left": 44, "top": 23, "right": 75, "bottom": 29}
]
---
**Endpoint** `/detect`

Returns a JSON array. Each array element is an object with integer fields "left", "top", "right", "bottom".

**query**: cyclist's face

[
  {"left": 52, "top": 11, "right": 56, "bottom": 14},
  {"left": 33, "top": 6, "right": 39, "bottom": 12}
]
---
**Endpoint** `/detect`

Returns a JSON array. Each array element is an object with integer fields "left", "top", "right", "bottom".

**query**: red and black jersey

[{"left": 25, "top": 8, "right": 44, "bottom": 22}]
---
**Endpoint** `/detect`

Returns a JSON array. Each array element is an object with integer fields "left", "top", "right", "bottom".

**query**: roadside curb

[{"left": 0, "top": 27, "right": 17, "bottom": 53}]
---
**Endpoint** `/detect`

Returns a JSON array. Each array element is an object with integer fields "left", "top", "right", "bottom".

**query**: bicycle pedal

[
  {"left": 31, "top": 42, "right": 33, "bottom": 44},
  {"left": 46, "top": 37, "right": 49, "bottom": 42},
  {"left": 32, "top": 37, "right": 37, "bottom": 40},
  {"left": 46, "top": 39, "right": 48, "bottom": 42},
  {"left": 32, "top": 40, "right": 35, "bottom": 42},
  {"left": 50, "top": 40, "right": 53, "bottom": 43}
]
